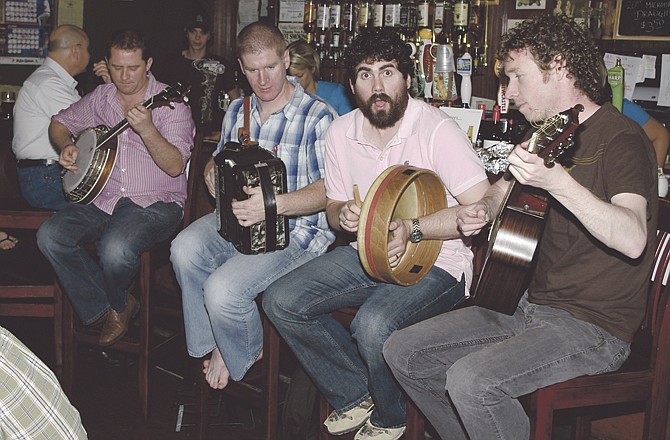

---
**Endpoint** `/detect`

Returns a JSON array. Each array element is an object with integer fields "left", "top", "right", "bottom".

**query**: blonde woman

[{"left": 287, "top": 39, "right": 354, "bottom": 116}]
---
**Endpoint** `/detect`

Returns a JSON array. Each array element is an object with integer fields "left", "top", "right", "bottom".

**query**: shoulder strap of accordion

[{"left": 237, "top": 96, "right": 252, "bottom": 145}]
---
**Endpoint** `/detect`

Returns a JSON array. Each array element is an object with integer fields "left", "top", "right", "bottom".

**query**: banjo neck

[{"left": 95, "top": 93, "right": 170, "bottom": 149}]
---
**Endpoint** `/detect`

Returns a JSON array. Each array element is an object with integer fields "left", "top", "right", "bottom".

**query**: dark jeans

[{"left": 37, "top": 198, "right": 182, "bottom": 324}]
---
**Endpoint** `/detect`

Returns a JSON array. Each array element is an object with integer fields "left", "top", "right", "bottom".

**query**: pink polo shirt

[{"left": 325, "top": 97, "right": 487, "bottom": 288}]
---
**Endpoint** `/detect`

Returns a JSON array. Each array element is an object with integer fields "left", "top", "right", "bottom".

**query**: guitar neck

[{"left": 95, "top": 95, "right": 161, "bottom": 148}]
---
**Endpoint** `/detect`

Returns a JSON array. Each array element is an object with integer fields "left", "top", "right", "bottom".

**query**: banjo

[{"left": 62, "top": 82, "right": 190, "bottom": 204}]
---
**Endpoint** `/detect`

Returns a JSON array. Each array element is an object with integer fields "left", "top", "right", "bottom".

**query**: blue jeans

[
  {"left": 262, "top": 246, "right": 466, "bottom": 429},
  {"left": 383, "top": 293, "right": 631, "bottom": 440},
  {"left": 170, "top": 211, "right": 321, "bottom": 381},
  {"left": 37, "top": 198, "right": 183, "bottom": 324},
  {"left": 17, "top": 163, "right": 70, "bottom": 210}
]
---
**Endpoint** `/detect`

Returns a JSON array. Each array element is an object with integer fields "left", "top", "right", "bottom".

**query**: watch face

[{"left": 410, "top": 231, "right": 423, "bottom": 243}]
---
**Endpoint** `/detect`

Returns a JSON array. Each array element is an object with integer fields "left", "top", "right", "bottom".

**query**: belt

[{"left": 16, "top": 159, "right": 59, "bottom": 168}]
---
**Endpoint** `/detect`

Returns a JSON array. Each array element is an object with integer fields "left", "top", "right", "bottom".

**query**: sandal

[{"left": 0, "top": 231, "right": 18, "bottom": 251}]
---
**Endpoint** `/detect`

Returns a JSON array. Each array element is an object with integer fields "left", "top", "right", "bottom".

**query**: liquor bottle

[
  {"left": 608, "top": 58, "right": 624, "bottom": 112},
  {"left": 469, "top": 0, "right": 482, "bottom": 43},
  {"left": 432, "top": 0, "right": 444, "bottom": 40},
  {"left": 304, "top": 0, "right": 317, "bottom": 38},
  {"left": 399, "top": 0, "right": 417, "bottom": 37},
  {"left": 329, "top": 0, "right": 343, "bottom": 50},
  {"left": 453, "top": 0, "right": 469, "bottom": 34},
  {"left": 372, "top": 0, "right": 385, "bottom": 28},
  {"left": 441, "top": 0, "right": 453, "bottom": 43},
  {"left": 316, "top": 0, "right": 330, "bottom": 47},
  {"left": 341, "top": 0, "right": 356, "bottom": 46},
  {"left": 358, "top": 0, "right": 372, "bottom": 30},
  {"left": 384, "top": 0, "right": 402, "bottom": 28},
  {"left": 303, "top": 3, "right": 316, "bottom": 44},
  {"left": 417, "top": 0, "right": 432, "bottom": 29}
]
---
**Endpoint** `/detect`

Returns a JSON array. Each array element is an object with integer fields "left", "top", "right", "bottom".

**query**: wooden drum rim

[{"left": 357, "top": 165, "right": 447, "bottom": 286}]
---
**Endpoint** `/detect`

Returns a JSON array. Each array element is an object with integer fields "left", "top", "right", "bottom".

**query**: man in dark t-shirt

[
  {"left": 384, "top": 14, "right": 657, "bottom": 440},
  {"left": 157, "top": 13, "right": 240, "bottom": 137}
]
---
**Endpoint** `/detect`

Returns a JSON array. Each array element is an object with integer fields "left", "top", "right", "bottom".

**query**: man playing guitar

[
  {"left": 384, "top": 14, "right": 658, "bottom": 440},
  {"left": 38, "top": 29, "right": 195, "bottom": 346}
]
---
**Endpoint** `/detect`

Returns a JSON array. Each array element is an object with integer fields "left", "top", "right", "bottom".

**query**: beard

[{"left": 356, "top": 91, "right": 409, "bottom": 129}]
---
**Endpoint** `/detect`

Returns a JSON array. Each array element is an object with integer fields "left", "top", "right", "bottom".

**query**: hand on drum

[
  {"left": 232, "top": 185, "right": 266, "bottom": 227},
  {"left": 59, "top": 145, "right": 79, "bottom": 172},
  {"left": 339, "top": 200, "right": 361, "bottom": 233},
  {"left": 388, "top": 219, "right": 410, "bottom": 268}
]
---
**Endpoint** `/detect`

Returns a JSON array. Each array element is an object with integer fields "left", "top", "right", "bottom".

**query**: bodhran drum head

[{"left": 357, "top": 165, "right": 447, "bottom": 286}]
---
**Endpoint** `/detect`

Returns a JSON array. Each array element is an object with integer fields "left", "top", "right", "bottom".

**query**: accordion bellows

[{"left": 214, "top": 141, "right": 289, "bottom": 254}]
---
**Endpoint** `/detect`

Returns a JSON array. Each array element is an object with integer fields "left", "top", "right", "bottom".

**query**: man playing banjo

[
  {"left": 38, "top": 29, "right": 195, "bottom": 346},
  {"left": 262, "top": 28, "right": 489, "bottom": 440}
]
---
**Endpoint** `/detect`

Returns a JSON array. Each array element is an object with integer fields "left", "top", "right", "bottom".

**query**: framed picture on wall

[{"left": 516, "top": 0, "right": 546, "bottom": 10}]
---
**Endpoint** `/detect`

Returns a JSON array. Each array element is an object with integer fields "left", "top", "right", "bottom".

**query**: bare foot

[
  {"left": 202, "top": 348, "right": 230, "bottom": 389},
  {"left": 0, "top": 231, "right": 18, "bottom": 251}
]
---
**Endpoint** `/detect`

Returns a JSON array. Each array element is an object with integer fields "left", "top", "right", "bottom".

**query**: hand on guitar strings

[
  {"left": 232, "top": 185, "right": 267, "bottom": 227},
  {"left": 507, "top": 141, "right": 565, "bottom": 193},
  {"left": 457, "top": 203, "right": 493, "bottom": 237}
]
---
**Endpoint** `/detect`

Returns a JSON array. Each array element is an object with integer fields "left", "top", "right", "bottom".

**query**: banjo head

[
  {"left": 357, "top": 165, "right": 447, "bottom": 286},
  {"left": 62, "top": 128, "right": 98, "bottom": 191}
]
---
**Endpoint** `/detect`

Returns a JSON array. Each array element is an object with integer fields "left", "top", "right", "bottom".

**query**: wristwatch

[{"left": 409, "top": 218, "right": 423, "bottom": 243}]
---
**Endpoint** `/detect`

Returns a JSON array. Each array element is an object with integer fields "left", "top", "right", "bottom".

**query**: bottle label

[
  {"left": 434, "top": 3, "right": 444, "bottom": 33},
  {"left": 317, "top": 5, "right": 330, "bottom": 29},
  {"left": 385, "top": 4, "right": 401, "bottom": 27},
  {"left": 417, "top": 4, "right": 429, "bottom": 27},
  {"left": 358, "top": 4, "right": 370, "bottom": 26},
  {"left": 453, "top": 3, "right": 468, "bottom": 27},
  {"left": 372, "top": 4, "right": 385, "bottom": 27},
  {"left": 329, "top": 5, "right": 342, "bottom": 27}
]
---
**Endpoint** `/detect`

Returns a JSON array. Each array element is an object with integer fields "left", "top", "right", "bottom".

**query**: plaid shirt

[
  {"left": 0, "top": 327, "right": 87, "bottom": 439},
  {"left": 216, "top": 78, "right": 336, "bottom": 254}
]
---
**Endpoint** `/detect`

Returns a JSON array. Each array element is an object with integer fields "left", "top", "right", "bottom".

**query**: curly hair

[
  {"left": 497, "top": 14, "right": 603, "bottom": 103},
  {"left": 106, "top": 29, "right": 151, "bottom": 61},
  {"left": 344, "top": 28, "right": 414, "bottom": 85}
]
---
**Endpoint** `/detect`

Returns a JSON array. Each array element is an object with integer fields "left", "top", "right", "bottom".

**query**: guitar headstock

[
  {"left": 529, "top": 104, "right": 583, "bottom": 167},
  {"left": 146, "top": 82, "right": 191, "bottom": 109}
]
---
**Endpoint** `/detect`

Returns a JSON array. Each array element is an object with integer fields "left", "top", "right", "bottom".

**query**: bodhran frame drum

[{"left": 357, "top": 165, "right": 447, "bottom": 286}]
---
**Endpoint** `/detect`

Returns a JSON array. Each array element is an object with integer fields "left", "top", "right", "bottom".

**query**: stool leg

[{"left": 196, "top": 357, "right": 210, "bottom": 440}]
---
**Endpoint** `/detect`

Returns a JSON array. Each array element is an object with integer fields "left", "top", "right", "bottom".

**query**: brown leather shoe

[
  {"left": 99, "top": 294, "right": 139, "bottom": 346},
  {"left": 87, "top": 311, "right": 109, "bottom": 330}
]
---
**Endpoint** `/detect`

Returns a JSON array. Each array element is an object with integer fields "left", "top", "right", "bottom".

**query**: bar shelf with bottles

[{"left": 303, "top": 0, "right": 490, "bottom": 105}]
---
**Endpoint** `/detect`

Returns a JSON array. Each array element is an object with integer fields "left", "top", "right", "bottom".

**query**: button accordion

[{"left": 214, "top": 141, "right": 289, "bottom": 254}]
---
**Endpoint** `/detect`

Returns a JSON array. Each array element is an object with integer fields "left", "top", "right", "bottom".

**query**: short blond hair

[{"left": 287, "top": 39, "right": 320, "bottom": 80}]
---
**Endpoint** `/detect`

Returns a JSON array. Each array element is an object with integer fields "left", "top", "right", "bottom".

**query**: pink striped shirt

[{"left": 53, "top": 74, "right": 195, "bottom": 214}]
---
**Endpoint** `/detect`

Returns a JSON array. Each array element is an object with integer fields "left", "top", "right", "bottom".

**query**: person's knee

[
  {"left": 262, "top": 279, "right": 305, "bottom": 324},
  {"left": 97, "top": 238, "right": 137, "bottom": 270},
  {"left": 383, "top": 330, "right": 412, "bottom": 374},
  {"left": 351, "top": 308, "right": 395, "bottom": 352},
  {"left": 170, "top": 227, "right": 200, "bottom": 267},
  {"left": 446, "top": 357, "right": 489, "bottom": 400}
]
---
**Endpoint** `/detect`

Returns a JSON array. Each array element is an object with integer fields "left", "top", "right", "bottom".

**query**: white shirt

[{"left": 12, "top": 57, "right": 80, "bottom": 161}]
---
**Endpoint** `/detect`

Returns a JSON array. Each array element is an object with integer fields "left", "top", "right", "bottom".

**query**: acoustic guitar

[
  {"left": 62, "top": 81, "right": 190, "bottom": 204},
  {"left": 472, "top": 104, "right": 583, "bottom": 315}
]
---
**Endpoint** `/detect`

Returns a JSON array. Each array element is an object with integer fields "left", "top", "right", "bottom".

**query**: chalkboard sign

[{"left": 614, "top": 0, "right": 670, "bottom": 40}]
